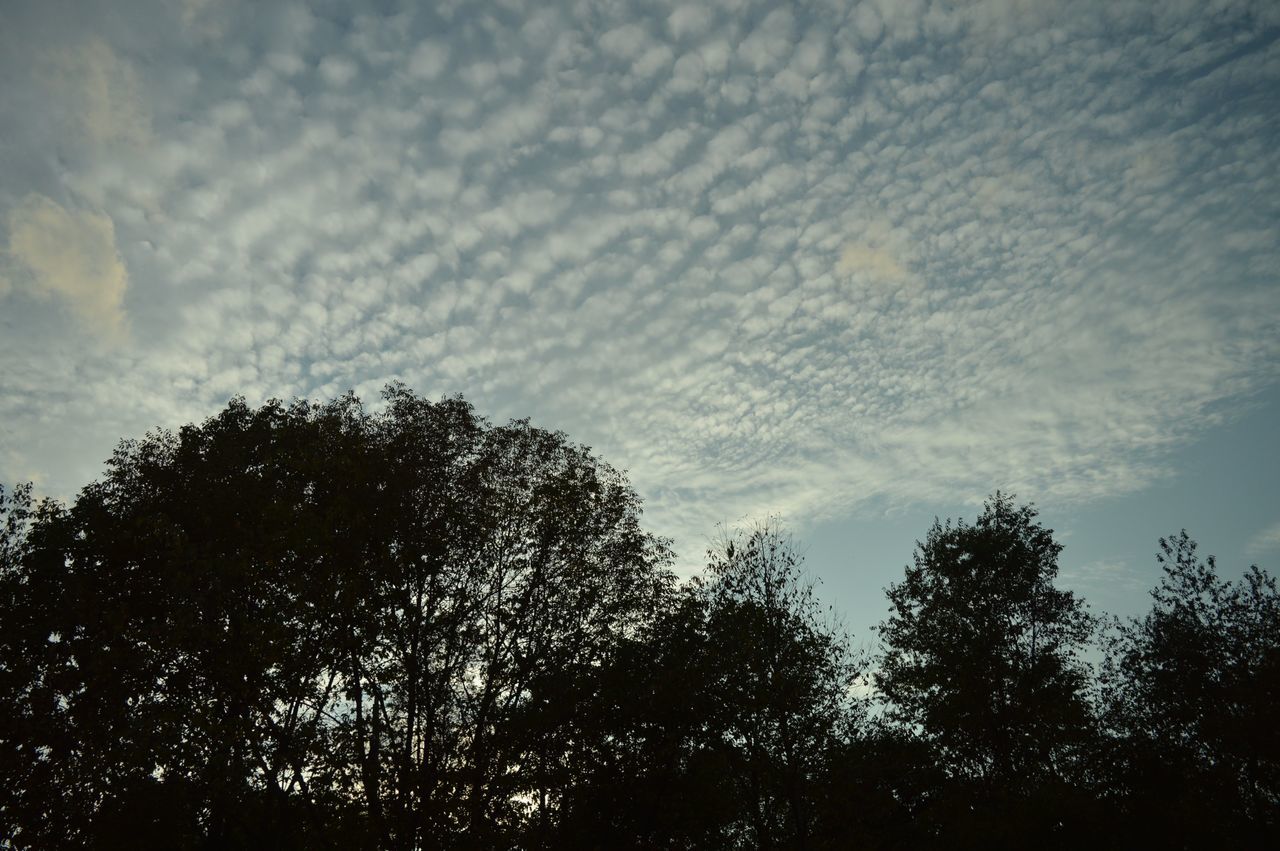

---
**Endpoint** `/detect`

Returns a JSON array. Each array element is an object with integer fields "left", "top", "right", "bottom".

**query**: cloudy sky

[{"left": 2, "top": 0, "right": 1278, "bottom": 635}]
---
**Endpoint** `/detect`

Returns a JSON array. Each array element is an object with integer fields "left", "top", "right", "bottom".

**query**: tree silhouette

[
  {"left": 697, "top": 522, "right": 863, "bottom": 850},
  {"left": 500, "top": 521, "right": 866, "bottom": 850},
  {"left": 7, "top": 398, "right": 1280, "bottom": 848},
  {"left": 1101, "top": 531, "right": 1280, "bottom": 847},
  {"left": 876, "top": 493, "right": 1097, "bottom": 846},
  {"left": 0, "top": 388, "right": 673, "bottom": 848},
  {"left": 535, "top": 578, "right": 741, "bottom": 849}
]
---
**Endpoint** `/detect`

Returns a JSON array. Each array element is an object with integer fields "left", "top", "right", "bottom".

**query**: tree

[
  {"left": 548, "top": 521, "right": 866, "bottom": 851},
  {"left": 537, "top": 579, "right": 742, "bottom": 850},
  {"left": 699, "top": 522, "right": 864, "bottom": 850},
  {"left": 876, "top": 493, "right": 1097, "bottom": 845},
  {"left": 0, "top": 387, "right": 674, "bottom": 849},
  {"left": 1100, "top": 531, "right": 1280, "bottom": 847},
  {"left": 0, "top": 483, "right": 57, "bottom": 846}
]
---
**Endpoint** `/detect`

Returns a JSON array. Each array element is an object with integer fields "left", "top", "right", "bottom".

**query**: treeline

[{"left": 0, "top": 387, "right": 1276, "bottom": 849}]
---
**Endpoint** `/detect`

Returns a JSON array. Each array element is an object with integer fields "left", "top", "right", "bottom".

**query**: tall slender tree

[{"left": 700, "top": 522, "right": 863, "bottom": 850}]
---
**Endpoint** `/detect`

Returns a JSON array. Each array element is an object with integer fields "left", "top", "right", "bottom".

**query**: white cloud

[
  {"left": 1059, "top": 559, "right": 1147, "bottom": 594},
  {"left": 408, "top": 40, "right": 450, "bottom": 80},
  {"left": 736, "top": 8, "right": 794, "bottom": 73},
  {"left": 668, "top": 5, "right": 714, "bottom": 41},
  {"left": 1247, "top": 522, "right": 1280, "bottom": 558},
  {"left": 850, "top": 4, "right": 883, "bottom": 44},
  {"left": 600, "top": 24, "right": 651, "bottom": 61},
  {"left": 319, "top": 55, "right": 359, "bottom": 86}
]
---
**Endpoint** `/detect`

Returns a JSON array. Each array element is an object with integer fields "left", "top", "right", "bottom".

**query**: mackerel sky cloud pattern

[{"left": 1, "top": 0, "right": 1278, "bottom": 570}]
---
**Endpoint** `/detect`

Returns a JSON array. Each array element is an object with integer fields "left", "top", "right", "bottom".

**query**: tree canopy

[
  {"left": 1100, "top": 531, "right": 1280, "bottom": 847},
  {"left": 1, "top": 387, "right": 673, "bottom": 848},
  {"left": 875, "top": 493, "right": 1098, "bottom": 845},
  {"left": 2, "top": 393, "right": 1278, "bottom": 848}
]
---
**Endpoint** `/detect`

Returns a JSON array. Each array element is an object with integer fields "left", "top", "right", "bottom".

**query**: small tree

[{"left": 700, "top": 521, "right": 863, "bottom": 850}]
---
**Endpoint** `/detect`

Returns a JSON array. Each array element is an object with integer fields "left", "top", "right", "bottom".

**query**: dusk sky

[{"left": 2, "top": 0, "right": 1277, "bottom": 638}]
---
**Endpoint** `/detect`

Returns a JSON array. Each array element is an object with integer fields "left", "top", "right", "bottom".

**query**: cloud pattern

[{"left": 1, "top": 0, "right": 1278, "bottom": 564}]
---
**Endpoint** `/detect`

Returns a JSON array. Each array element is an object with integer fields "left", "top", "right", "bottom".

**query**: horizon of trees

[{"left": 1, "top": 386, "right": 1276, "bottom": 849}]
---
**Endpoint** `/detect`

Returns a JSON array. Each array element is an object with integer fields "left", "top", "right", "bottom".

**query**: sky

[{"left": 2, "top": 0, "right": 1278, "bottom": 640}]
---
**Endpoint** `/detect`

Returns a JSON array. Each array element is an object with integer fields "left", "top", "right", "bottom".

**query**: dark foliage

[
  {"left": 875, "top": 493, "right": 1100, "bottom": 848},
  {"left": 2, "top": 394, "right": 1278, "bottom": 848},
  {"left": 1100, "top": 531, "right": 1280, "bottom": 847},
  {"left": 1, "top": 388, "right": 672, "bottom": 848}
]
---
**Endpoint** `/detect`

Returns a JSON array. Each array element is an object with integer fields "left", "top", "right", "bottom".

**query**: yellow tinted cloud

[
  {"left": 837, "top": 242, "right": 908, "bottom": 282},
  {"left": 6, "top": 194, "right": 129, "bottom": 338},
  {"left": 49, "top": 38, "right": 150, "bottom": 148},
  {"left": 836, "top": 220, "right": 919, "bottom": 291}
]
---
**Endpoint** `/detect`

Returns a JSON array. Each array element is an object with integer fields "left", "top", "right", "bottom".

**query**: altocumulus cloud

[{"left": 1, "top": 0, "right": 1278, "bottom": 565}]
